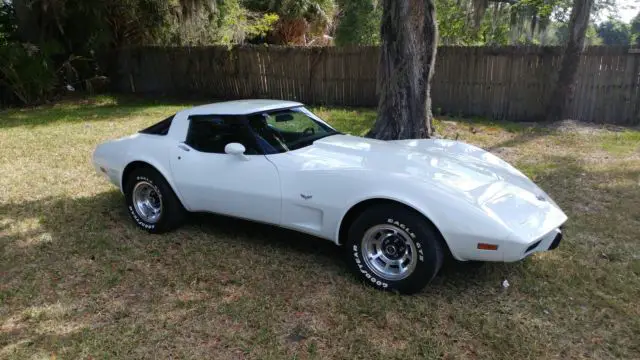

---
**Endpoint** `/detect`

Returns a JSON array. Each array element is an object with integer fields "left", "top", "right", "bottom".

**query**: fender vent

[
  {"left": 548, "top": 232, "right": 563, "bottom": 250},
  {"left": 525, "top": 240, "right": 542, "bottom": 253}
]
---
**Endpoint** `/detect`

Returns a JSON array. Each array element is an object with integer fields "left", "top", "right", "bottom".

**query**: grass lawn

[{"left": 1, "top": 96, "right": 639, "bottom": 359}]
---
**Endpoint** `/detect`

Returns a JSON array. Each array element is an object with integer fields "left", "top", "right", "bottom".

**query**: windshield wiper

[
  {"left": 288, "top": 133, "right": 340, "bottom": 151},
  {"left": 314, "top": 133, "right": 338, "bottom": 141}
]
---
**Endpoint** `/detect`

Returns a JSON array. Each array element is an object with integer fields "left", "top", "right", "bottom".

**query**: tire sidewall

[
  {"left": 125, "top": 174, "right": 164, "bottom": 231},
  {"left": 347, "top": 209, "right": 442, "bottom": 293}
]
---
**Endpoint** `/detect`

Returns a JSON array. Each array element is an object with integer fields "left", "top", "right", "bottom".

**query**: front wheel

[
  {"left": 124, "top": 167, "right": 186, "bottom": 233},
  {"left": 345, "top": 204, "right": 445, "bottom": 294}
]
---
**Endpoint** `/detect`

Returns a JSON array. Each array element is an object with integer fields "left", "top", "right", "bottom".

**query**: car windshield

[{"left": 247, "top": 107, "right": 339, "bottom": 153}]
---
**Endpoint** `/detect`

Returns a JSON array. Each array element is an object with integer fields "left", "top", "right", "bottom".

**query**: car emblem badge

[
  {"left": 536, "top": 194, "right": 546, "bottom": 202},
  {"left": 300, "top": 194, "right": 312, "bottom": 200}
]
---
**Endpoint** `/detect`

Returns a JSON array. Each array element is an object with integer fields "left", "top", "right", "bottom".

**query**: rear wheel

[
  {"left": 345, "top": 204, "right": 444, "bottom": 294},
  {"left": 124, "top": 167, "right": 186, "bottom": 233}
]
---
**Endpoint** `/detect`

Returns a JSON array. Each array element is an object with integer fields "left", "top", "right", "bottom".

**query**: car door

[{"left": 169, "top": 114, "right": 281, "bottom": 225}]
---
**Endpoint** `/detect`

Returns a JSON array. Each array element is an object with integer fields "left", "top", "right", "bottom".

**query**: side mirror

[{"left": 224, "top": 143, "right": 249, "bottom": 160}]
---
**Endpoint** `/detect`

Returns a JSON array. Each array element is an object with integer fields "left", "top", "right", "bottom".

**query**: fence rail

[{"left": 111, "top": 45, "right": 640, "bottom": 125}]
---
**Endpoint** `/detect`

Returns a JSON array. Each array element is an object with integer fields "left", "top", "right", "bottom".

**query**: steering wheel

[{"left": 302, "top": 127, "right": 315, "bottom": 137}]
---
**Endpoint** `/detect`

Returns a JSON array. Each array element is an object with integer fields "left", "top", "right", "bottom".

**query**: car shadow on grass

[
  {"left": 188, "top": 212, "right": 514, "bottom": 293},
  {"left": 1, "top": 188, "right": 505, "bottom": 317},
  {"left": 188, "top": 212, "right": 343, "bottom": 262}
]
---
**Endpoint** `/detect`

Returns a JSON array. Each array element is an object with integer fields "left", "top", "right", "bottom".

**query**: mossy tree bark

[
  {"left": 368, "top": 0, "right": 438, "bottom": 140},
  {"left": 546, "top": 0, "right": 594, "bottom": 122}
]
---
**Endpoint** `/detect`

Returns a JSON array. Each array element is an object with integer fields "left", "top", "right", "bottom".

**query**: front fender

[
  {"left": 334, "top": 193, "right": 443, "bottom": 243},
  {"left": 334, "top": 181, "right": 513, "bottom": 261}
]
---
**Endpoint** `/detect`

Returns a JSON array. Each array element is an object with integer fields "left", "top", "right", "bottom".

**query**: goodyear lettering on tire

[{"left": 353, "top": 244, "right": 389, "bottom": 289}]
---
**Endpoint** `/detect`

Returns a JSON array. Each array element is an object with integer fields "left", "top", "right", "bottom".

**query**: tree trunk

[
  {"left": 473, "top": 0, "right": 489, "bottom": 31},
  {"left": 13, "top": 0, "right": 42, "bottom": 43},
  {"left": 367, "top": 0, "right": 437, "bottom": 140},
  {"left": 545, "top": 0, "right": 594, "bottom": 122}
]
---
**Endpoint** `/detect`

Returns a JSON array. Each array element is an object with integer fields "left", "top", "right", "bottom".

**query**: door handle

[{"left": 178, "top": 144, "right": 191, "bottom": 152}]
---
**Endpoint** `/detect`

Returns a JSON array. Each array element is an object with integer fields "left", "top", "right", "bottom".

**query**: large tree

[
  {"left": 368, "top": 0, "right": 438, "bottom": 139},
  {"left": 597, "top": 19, "right": 631, "bottom": 45},
  {"left": 631, "top": 11, "right": 640, "bottom": 46},
  {"left": 334, "top": 0, "right": 381, "bottom": 46},
  {"left": 545, "top": 0, "right": 594, "bottom": 122}
]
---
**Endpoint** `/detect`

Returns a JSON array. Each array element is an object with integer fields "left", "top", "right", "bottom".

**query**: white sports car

[{"left": 93, "top": 100, "right": 567, "bottom": 293}]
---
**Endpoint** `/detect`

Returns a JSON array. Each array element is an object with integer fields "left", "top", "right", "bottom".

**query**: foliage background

[{"left": 1, "top": 0, "right": 638, "bottom": 107}]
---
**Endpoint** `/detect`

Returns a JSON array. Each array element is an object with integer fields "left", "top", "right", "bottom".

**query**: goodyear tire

[
  {"left": 124, "top": 167, "right": 186, "bottom": 234},
  {"left": 345, "top": 204, "right": 444, "bottom": 294}
]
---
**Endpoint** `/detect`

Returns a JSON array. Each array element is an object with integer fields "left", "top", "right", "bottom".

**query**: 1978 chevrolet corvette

[{"left": 93, "top": 100, "right": 567, "bottom": 293}]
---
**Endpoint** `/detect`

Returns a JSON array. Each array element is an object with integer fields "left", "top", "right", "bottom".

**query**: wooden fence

[{"left": 111, "top": 45, "right": 640, "bottom": 125}]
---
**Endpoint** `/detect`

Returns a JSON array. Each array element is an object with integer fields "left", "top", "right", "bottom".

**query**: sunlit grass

[
  {"left": 1, "top": 95, "right": 639, "bottom": 359},
  {"left": 311, "top": 106, "right": 377, "bottom": 136},
  {"left": 600, "top": 131, "right": 640, "bottom": 155}
]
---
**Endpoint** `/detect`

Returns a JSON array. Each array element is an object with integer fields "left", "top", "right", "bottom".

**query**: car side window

[{"left": 185, "top": 115, "right": 259, "bottom": 155}]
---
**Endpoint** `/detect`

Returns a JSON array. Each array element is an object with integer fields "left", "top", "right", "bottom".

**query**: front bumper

[
  {"left": 502, "top": 227, "right": 564, "bottom": 262},
  {"left": 548, "top": 231, "right": 563, "bottom": 250}
]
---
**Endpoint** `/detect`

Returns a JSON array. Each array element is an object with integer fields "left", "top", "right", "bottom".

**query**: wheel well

[
  {"left": 121, "top": 161, "right": 156, "bottom": 190},
  {"left": 337, "top": 198, "right": 453, "bottom": 258},
  {"left": 121, "top": 161, "right": 188, "bottom": 213}
]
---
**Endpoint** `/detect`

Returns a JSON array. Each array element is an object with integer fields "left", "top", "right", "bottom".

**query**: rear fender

[{"left": 121, "top": 156, "right": 190, "bottom": 211}]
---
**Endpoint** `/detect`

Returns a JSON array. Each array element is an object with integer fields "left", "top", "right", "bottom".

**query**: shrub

[{"left": 0, "top": 42, "right": 60, "bottom": 106}]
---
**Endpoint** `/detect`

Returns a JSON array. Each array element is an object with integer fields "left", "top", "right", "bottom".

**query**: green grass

[
  {"left": 1, "top": 95, "right": 639, "bottom": 359},
  {"left": 313, "top": 107, "right": 377, "bottom": 137},
  {"left": 600, "top": 131, "right": 640, "bottom": 155}
]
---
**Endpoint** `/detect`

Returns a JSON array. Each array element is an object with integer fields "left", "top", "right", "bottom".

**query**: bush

[
  {"left": 0, "top": 1, "right": 59, "bottom": 106},
  {"left": 334, "top": 0, "right": 381, "bottom": 46},
  {"left": 0, "top": 42, "right": 59, "bottom": 106}
]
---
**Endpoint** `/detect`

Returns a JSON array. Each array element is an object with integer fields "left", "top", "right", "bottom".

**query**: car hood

[
  {"left": 306, "top": 134, "right": 531, "bottom": 191},
  {"left": 294, "top": 134, "right": 567, "bottom": 242}
]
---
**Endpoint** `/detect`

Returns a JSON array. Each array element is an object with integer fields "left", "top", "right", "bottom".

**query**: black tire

[
  {"left": 124, "top": 167, "right": 186, "bottom": 234},
  {"left": 345, "top": 204, "right": 445, "bottom": 294}
]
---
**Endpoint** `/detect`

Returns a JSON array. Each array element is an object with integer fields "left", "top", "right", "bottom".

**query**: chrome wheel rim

[
  {"left": 132, "top": 181, "right": 162, "bottom": 223},
  {"left": 361, "top": 224, "right": 418, "bottom": 281}
]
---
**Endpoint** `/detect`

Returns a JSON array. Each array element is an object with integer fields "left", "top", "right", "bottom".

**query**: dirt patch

[{"left": 545, "top": 119, "right": 634, "bottom": 135}]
